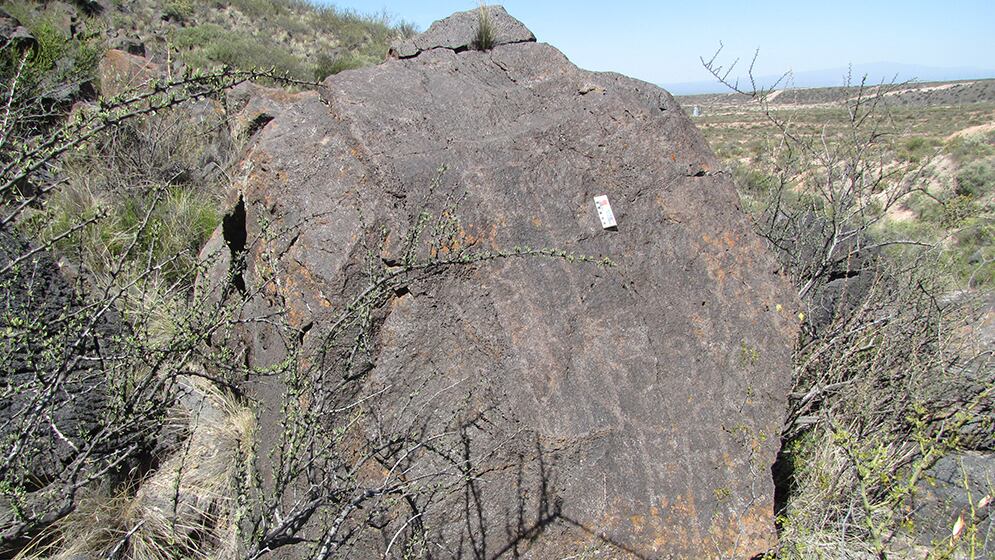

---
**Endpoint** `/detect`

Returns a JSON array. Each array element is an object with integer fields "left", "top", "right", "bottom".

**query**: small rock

[
  {"left": 97, "top": 48, "right": 162, "bottom": 98},
  {"left": 578, "top": 82, "right": 605, "bottom": 95}
]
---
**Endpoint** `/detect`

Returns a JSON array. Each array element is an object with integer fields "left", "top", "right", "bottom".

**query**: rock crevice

[{"left": 388, "top": 5, "right": 536, "bottom": 59}]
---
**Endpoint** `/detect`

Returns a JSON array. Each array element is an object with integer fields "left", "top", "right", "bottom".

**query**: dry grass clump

[
  {"left": 473, "top": 3, "right": 496, "bottom": 51},
  {"left": 18, "top": 379, "right": 255, "bottom": 560}
]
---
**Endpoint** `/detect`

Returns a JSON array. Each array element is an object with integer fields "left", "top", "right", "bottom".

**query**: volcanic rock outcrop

[{"left": 207, "top": 6, "right": 799, "bottom": 558}]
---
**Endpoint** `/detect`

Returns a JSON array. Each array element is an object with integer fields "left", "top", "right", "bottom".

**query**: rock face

[
  {"left": 214, "top": 7, "right": 799, "bottom": 558},
  {"left": 912, "top": 453, "right": 994, "bottom": 555},
  {"left": 0, "top": 230, "right": 117, "bottom": 546},
  {"left": 98, "top": 48, "right": 161, "bottom": 98}
]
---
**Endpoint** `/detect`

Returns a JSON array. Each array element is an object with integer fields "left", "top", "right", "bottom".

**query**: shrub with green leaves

[
  {"left": 36, "top": 183, "right": 219, "bottom": 285},
  {"left": 173, "top": 24, "right": 309, "bottom": 80},
  {"left": 897, "top": 136, "right": 941, "bottom": 163},
  {"left": 313, "top": 51, "right": 365, "bottom": 81},
  {"left": 0, "top": 3, "right": 102, "bottom": 135},
  {"left": 946, "top": 133, "right": 995, "bottom": 164},
  {"left": 955, "top": 157, "right": 995, "bottom": 198},
  {"left": 163, "top": 0, "right": 194, "bottom": 22}
]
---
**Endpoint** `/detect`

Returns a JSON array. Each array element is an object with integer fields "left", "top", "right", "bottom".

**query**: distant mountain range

[{"left": 663, "top": 63, "right": 995, "bottom": 96}]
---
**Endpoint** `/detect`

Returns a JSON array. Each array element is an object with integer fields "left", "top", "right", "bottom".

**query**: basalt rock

[
  {"left": 208, "top": 6, "right": 799, "bottom": 558},
  {"left": 97, "top": 48, "right": 161, "bottom": 98},
  {"left": 0, "top": 8, "right": 36, "bottom": 50},
  {"left": 0, "top": 230, "right": 119, "bottom": 548},
  {"left": 911, "top": 453, "right": 994, "bottom": 555}
]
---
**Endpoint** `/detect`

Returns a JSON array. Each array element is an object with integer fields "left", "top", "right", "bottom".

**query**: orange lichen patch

[
  {"left": 452, "top": 222, "right": 500, "bottom": 251},
  {"left": 272, "top": 257, "right": 326, "bottom": 330},
  {"left": 698, "top": 230, "right": 762, "bottom": 289},
  {"left": 722, "top": 451, "right": 736, "bottom": 469},
  {"left": 701, "top": 231, "right": 737, "bottom": 251},
  {"left": 531, "top": 216, "right": 543, "bottom": 228},
  {"left": 595, "top": 492, "right": 776, "bottom": 558},
  {"left": 387, "top": 292, "right": 412, "bottom": 313},
  {"left": 257, "top": 87, "right": 315, "bottom": 104},
  {"left": 705, "top": 502, "right": 778, "bottom": 558},
  {"left": 688, "top": 312, "right": 710, "bottom": 340}
]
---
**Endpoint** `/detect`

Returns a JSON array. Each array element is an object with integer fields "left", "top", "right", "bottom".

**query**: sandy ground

[
  {"left": 946, "top": 121, "right": 995, "bottom": 141},
  {"left": 884, "top": 82, "right": 974, "bottom": 98}
]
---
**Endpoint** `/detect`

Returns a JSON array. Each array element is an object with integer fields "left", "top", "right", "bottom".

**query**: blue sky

[{"left": 320, "top": 0, "right": 995, "bottom": 87}]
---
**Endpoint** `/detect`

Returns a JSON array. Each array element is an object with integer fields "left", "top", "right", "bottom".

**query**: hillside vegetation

[
  {"left": 681, "top": 74, "right": 994, "bottom": 558},
  {"left": 4, "top": 0, "right": 415, "bottom": 84},
  {"left": 681, "top": 79, "right": 995, "bottom": 289}
]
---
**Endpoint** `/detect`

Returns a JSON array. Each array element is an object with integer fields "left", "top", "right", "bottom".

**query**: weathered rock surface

[
  {"left": 388, "top": 5, "right": 535, "bottom": 59},
  {"left": 912, "top": 453, "right": 994, "bottom": 555},
  {"left": 97, "top": 48, "right": 161, "bottom": 98},
  {"left": 211, "top": 7, "right": 799, "bottom": 558},
  {"left": 0, "top": 8, "right": 36, "bottom": 49},
  {"left": 0, "top": 230, "right": 117, "bottom": 547}
]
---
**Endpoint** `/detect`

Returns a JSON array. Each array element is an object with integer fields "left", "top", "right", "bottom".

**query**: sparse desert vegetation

[{"left": 681, "top": 60, "right": 994, "bottom": 558}]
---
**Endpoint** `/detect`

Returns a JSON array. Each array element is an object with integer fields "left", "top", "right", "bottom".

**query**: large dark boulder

[{"left": 209, "top": 7, "right": 799, "bottom": 558}]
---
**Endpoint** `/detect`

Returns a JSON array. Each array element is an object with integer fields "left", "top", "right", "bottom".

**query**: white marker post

[{"left": 594, "top": 195, "right": 617, "bottom": 229}]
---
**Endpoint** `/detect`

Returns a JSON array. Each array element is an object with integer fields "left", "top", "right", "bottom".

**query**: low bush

[
  {"left": 173, "top": 24, "right": 309, "bottom": 80},
  {"left": 700, "top": 53, "right": 994, "bottom": 557},
  {"left": 33, "top": 183, "right": 219, "bottom": 286},
  {"left": 163, "top": 0, "right": 194, "bottom": 22},
  {"left": 0, "top": 3, "right": 102, "bottom": 137},
  {"left": 313, "top": 51, "right": 365, "bottom": 80},
  {"left": 946, "top": 133, "right": 995, "bottom": 164},
  {"left": 955, "top": 157, "right": 995, "bottom": 198},
  {"left": 897, "top": 136, "right": 941, "bottom": 163}
]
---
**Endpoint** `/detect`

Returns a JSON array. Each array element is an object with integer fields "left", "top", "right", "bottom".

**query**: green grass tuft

[{"left": 473, "top": 4, "right": 496, "bottom": 51}]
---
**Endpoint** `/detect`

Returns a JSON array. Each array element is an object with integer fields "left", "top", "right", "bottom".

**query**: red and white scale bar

[{"left": 593, "top": 195, "right": 617, "bottom": 229}]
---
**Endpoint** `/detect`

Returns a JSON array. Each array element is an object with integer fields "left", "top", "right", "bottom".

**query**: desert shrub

[
  {"left": 172, "top": 24, "right": 308, "bottom": 80},
  {"left": 0, "top": 5, "right": 102, "bottom": 137},
  {"left": 473, "top": 4, "right": 496, "bottom": 51},
  {"left": 938, "top": 195, "right": 983, "bottom": 228},
  {"left": 15, "top": 96, "right": 233, "bottom": 290},
  {"left": 0, "top": 60, "right": 308, "bottom": 551},
  {"left": 949, "top": 221, "right": 995, "bottom": 288},
  {"left": 955, "top": 157, "right": 995, "bottom": 198},
  {"left": 776, "top": 258, "right": 989, "bottom": 558},
  {"left": 19, "top": 383, "right": 255, "bottom": 560},
  {"left": 947, "top": 134, "right": 995, "bottom": 164},
  {"left": 33, "top": 183, "right": 219, "bottom": 286},
  {"left": 734, "top": 165, "right": 777, "bottom": 196},
  {"left": 313, "top": 51, "right": 365, "bottom": 80},
  {"left": 163, "top": 0, "right": 194, "bottom": 22},
  {"left": 897, "top": 136, "right": 941, "bottom": 163},
  {"left": 702, "top": 53, "right": 993, "bottom": 557},
  {"left": 226, "top": 0, "right": 283, "bottom": 19}
]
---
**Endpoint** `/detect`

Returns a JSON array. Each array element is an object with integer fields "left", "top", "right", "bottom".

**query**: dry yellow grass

[{"left": 18, "top": 376, "right": 255, "bottom": 560}]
